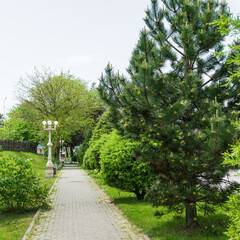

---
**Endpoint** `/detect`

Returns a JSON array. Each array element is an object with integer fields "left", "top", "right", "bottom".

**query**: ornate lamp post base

[
  {"left": 46, "top": 165, "right": 54, "bottom": 177},
  {"left": 42, "top": 120, "right": 58, "bottom": 178},
  {"left": 45, "top": 161, "right": 54, "bottom": 178}
]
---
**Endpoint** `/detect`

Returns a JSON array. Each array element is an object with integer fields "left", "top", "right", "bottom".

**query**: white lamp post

[{"left": 42, "top": 120, "right": 58, "bottom": 178}]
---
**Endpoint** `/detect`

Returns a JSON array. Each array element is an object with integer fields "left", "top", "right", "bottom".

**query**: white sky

[{"left": 0, "top": 0, "right": 239, "bottom": 114}]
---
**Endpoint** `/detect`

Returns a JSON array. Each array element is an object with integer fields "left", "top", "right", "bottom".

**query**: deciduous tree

[{"left": 17, "top": 67, "right": 101, "bottom": 157}]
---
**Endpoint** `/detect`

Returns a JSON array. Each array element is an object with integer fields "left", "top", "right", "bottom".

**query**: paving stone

[{"left": 30, "top": 165, "right": 149, "bottom": 240}]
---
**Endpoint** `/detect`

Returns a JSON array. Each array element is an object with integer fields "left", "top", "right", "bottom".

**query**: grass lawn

[
  {"left": 86, "top": 169, "right": 229, "bottom": 240},
  {"left": 0, "top": 151, "right": 58, "bottom": 240}
]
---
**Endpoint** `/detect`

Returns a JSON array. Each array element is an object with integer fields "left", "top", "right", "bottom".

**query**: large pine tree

[{"left": 98, "top": 0, "right": 240, "bottom": 229}]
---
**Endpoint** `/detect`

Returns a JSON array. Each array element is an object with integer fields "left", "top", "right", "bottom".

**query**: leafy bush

[
  {"left": 83, "top": 112, "right": 112, "bottom": 170},
  {"left": 52, "top": 158, "right": 60, "bottom": 165},
  {"left": 89, "top": 111, "right": 113, "bottom": 142},
  {"left": 71, "top": 153, "right": 77, "bottom": 162},
  {"left": 83, "top": 134, "right": 108, "bottom": 170},
  {"left": 77, "top": 131, "right": 92, "bottom": 164},
  {"left": 0, "top": 156, "right": 49, "bottom": 211},
  {"left": 100, "top": 131, "right": 154, "bottom": 200}
]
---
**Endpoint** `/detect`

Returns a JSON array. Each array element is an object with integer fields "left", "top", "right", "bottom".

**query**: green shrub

[
  {"left": 83, "top": 112, "right": 112, "bottom": 170},
  {"left": 0, "top": 156, "right": 49, "bottom": 211},
  {"left": 71, "top": 153, "right": 77, "bottom": 162},
  {"left": 100, "top": 131, "right": 154, "bottom": 200},
  {"left": 77, "top": 131, "right": 92, "bottom": 164},
  {"left": 90, "top": 112, "right": 113, "bottom": 142},
  {"left": 83, "top": 134, "right": 108, "bottom": 170},
  {"left": 52, "top": 158, "right": 60, "bottom": 165}
]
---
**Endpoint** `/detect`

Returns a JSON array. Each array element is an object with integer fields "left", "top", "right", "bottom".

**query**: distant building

[
  {"left": 37, "top": 144, "right": 45, "bottom": 155},
  {"left": 73, "top": 146, "right": 80, "bottom": 153}
]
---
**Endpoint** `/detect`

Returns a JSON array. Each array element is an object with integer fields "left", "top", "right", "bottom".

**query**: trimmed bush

[
  {"left": 83, "top": 112, "right": 112, "bottom": 170},
  {"left": 100, "top": 131, "right": 153, "bottom": 200},
  {"left": 76, "top": 131, "right": 92, "bottom": 164},
  {"left": 83, "top": 134, "right": 108, "bottom": 170},
  {"left": 0, "top": 156, "right": 49, "bottom": 211}
]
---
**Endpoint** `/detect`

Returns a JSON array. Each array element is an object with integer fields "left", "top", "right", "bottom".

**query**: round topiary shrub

[
  {"left": 100, "top": 131, "right": 153, "bottom": 200},
  {"left": 0, "top": 156, "right": 49, "bottom": 211}
]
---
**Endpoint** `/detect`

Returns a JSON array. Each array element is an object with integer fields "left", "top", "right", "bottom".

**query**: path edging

[
  {"left": 22, "top": 169, "right": 62, "bottom": 240},
  {"left": 84, "top": 169, "right": 150, "bottom": 240}
]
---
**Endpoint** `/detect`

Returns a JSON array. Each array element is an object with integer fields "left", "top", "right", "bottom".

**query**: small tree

[{"left": 98, "top": 0, "right": 240, "bottom": 229}]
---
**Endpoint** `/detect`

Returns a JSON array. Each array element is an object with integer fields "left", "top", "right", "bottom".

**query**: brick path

[{"left": 29, "top": 165, "right": 149, "bottom": 240}]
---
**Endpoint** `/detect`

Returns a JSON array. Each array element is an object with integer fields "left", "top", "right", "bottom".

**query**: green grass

[
  {"left": 0, "top": 151, "right": 59, "bottom": 240},
  {"left": 86, "top": 169, "right": 229, "bottom": 240},
  {"left": 0, "top": 211, "right": 35, "bottom": 240}
]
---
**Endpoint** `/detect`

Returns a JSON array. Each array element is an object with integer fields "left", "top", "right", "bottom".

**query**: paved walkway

[{"left": 29, "top": 165, "right": 148, "bottom": 240}]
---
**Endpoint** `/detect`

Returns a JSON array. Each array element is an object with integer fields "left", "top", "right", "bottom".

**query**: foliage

[
  {"left": 224, "top": 140, "right": 240, "bottom": 167},
  {"left": 224, "top": 190, "right": 240, "bottom": 240},
  {"left": 52, "top": 158, "right": 60, "bottom": 165},
  {"left": 213, "top": 14, "right": 240, "bottom": 85},
  {"left": 214, "top": 14, "right": 240, "bottom": 239},
  {"left": 75, "top": 131, "right": 92, "bottom": 164},
  {"left": 223, "top": 139, "right": 240, "bottom": 239},
  {"left": 83, "top": 134, "right": 109, "bottom": 170},
  {"left": 0, "top": 155, "right": 49, "bottom": 211},
  {"left": 16, "top": 67, "right": 102, "bottom": 158},
  {"left": 213, "top": 14, "right": 240, "bottom": 36},
  {"left": 89, "top": 111, "right": 113, "bottom": 142},
  {"left": 100, "top": 131, "right": 153, "bottom": 200},
  {"left": 0, "top": 107, "right": 38, "bottom": 142},
  {"left": 0, "top": 151, "right": 56, "bottom": 240},
  {"left": 83, "top": 112, "right": 113, "bottom": 169},
  {"left": 98, "top": 0, "right": 240, "bottom": 229}
]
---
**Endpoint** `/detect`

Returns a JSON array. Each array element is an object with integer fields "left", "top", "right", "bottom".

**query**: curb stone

[
  {"left": 85, "top": 170, "right": 150, "bottom": 240},
  {"left": 22, "top": 170, "right": 62, "bottom": 240},
  {"left": 26, "top": 166, "right": 150, "bottom": 240}
]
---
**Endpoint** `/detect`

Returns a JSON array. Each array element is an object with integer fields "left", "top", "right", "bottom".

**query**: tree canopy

[
  {"left": 15, "top": 67, "right": 102, "bottom": 156},
  {"left": 98, "top": 0, "right": 240, "bottom": 229}
]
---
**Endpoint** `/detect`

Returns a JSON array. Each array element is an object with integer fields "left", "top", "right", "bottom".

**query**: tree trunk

[
  {"left": 70, "top": 146, "right": 74, "bottom": 158},
  {"left": 54, "top": 134, "right": 60, "bottom": 160},
  {"left": 134, "top": 189, "right": 146, "bottom": 200},
  {"left": 185, "top": 203, "right": 198, "bottom": 229},
  {"left": 55, "top": 145, "right": 60, "bottom": 160}
]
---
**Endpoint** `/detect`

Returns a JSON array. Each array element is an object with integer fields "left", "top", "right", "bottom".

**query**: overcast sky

[{"left": 0, "top": 0, "right": 239, "bottom": 115}]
